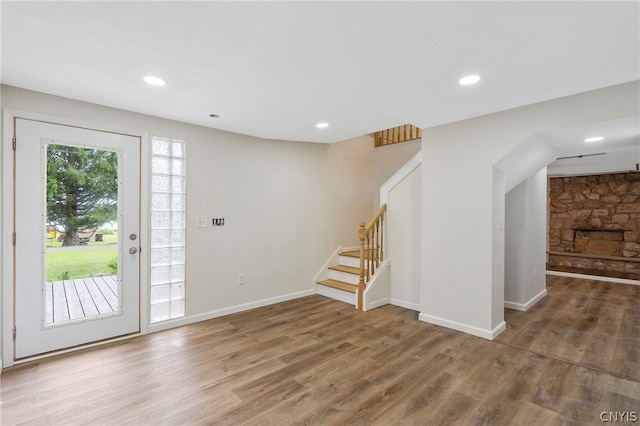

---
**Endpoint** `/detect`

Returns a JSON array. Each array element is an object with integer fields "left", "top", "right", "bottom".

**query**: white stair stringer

[
  {"left": 362, "top": 259, "right": 391, "bottom": 311},
  {"left": 315, "top": 246, "right": 390, "bottom": 311}
]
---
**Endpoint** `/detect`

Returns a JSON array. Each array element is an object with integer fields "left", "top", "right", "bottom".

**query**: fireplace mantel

[{"left": 548, "top": 251, "right": 640, "bottom": 263}]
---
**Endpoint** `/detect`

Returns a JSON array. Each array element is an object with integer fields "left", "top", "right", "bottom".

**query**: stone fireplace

[
  {"left": 548, "top": 172, "right": 640, "bottom": 276},
  {"left": 574, "top": 229, "right": 624, "bottom": 257}
]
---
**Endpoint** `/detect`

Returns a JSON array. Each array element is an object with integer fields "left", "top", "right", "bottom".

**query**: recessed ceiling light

[
  {"left": 144, "top": 75, "right": 166, "bottom": 86},
  {"left": 316, "top": 122, "right": 329, "bottom": 129},
  {"left": 584, "top": 136, "right": 604, "bottom": 143},
  {"left": 459, "top": 75, "right": 481, "bottom": 86}
]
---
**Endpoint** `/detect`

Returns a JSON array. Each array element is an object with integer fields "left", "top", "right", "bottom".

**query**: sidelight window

[{"left": 150, "top": 137, "right": 186, "bottom": 323}]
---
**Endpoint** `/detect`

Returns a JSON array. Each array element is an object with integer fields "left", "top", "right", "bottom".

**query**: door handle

[{"left": 129, "top": 247, "right": 138, "bottom": 255}]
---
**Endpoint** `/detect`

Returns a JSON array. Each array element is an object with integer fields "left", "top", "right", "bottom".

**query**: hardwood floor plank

[
  {"left": 213, "top": 335, "right": 311, "bottom": 376},
  {"left": 296, "top": 378, "right": 378, "bottom": 425},
  {"left": 498, "top": 275, "right": 640, "bottom": 383},
  {"left": 465, "top": 378, "right": 537, "bottom": 426},
  {"left": 612, "top": 337, "right": 640, "bottom": 382},
  {"left": 509, "top": 351, "right": 552, "bottom": 387},
  {"left": 594, "top": 301, "right": 625, "bottom": 336},
  {"left": 294, "top": 352, "right": 383, "bottom": 390},
  {"left": 357, "top": 368, "right": 461, "bottom": 425},
  {"left": 531, "top": 358, "right": 577, "bottom": 414},
  {"left": 242, "top": 380, "right": 346, "bottom": 426},
  {"left": 403, "top": 389, "right": 480, "bottom": 426},
  {"left": 2, "top": 277, "right": 639, "bottom": 425},
  {"left": 559, "top": 367, "right": 606, "bottom": 424},
  {"left": 512, "top": 401, "right": 570, "bottom": 426},
  {"left": 213, "top": 379, "right": 306, "bottom": 425},
  {"left": 343, "top": 352, "right": 457, "bottom": 424},
  {"left": 233, "top": 341, "right": 357, "bottom": 401}
]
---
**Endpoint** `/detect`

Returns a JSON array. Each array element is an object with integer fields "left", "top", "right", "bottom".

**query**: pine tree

[{"left": 46, "top": 144, "right": 118, "bottom": 246}]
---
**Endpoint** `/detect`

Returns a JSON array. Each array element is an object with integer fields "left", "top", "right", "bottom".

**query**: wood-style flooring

[{"left": 1, "top": 274, "right": 639, "bottom": 425}]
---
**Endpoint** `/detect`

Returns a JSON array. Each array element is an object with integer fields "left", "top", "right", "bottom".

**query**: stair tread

[
  {"left": 340, "top": 249, "right": 380, "bottom": 259},
  {"left": 328, "top": 265, "right": 362, "bottom": 275},
  {"left": 317, "top": 279, "right": 357, "bottom": 293},
  {"left": 340, "top": 250, "right": 361, "bottom": 258}
]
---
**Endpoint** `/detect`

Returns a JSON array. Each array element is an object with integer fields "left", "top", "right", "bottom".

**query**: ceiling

[
  {"left": 543, "top": 116, "right": 640, "bottom": 176},
  {"left": 1, "top": 1, "right": 639, "bottom": 167}
]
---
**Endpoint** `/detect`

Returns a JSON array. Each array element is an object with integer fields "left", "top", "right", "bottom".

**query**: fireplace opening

[{"left": 574, "top": 229, "right": 624, "bottom": 257}]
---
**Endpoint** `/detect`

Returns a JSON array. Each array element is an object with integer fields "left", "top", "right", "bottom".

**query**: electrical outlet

[
  {"left": 196, "top": 216, "right": 208, "bottom": 228},
  {"left": 238, "top": 273, "right": 246, "bottom": 285}
]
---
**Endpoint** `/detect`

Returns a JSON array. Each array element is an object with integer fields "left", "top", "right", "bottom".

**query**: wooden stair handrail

[{"left": 357, "top": 204, "right": 387, "bottom": 310}]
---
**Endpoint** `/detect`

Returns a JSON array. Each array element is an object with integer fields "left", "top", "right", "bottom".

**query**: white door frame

[{"left": 2, "top": 109, "right": 150, "bottom": 368}]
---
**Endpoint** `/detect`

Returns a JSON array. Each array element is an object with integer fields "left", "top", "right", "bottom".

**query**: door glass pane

[{"left": 44, "top": 143, "right": 120, "bottom": 326}]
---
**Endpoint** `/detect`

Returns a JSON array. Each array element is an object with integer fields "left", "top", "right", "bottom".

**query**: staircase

[
  {"left": 316, "top": 250, "right": 362, "bottom": 304},
  {"left": 316, "top": 205, "right": 388, "bottom": 310}
]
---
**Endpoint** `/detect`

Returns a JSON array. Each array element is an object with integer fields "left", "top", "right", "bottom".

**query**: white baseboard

[
  {"left": 364, "top": 297, "right": 390, "bottom": 311},
  {"left": 546, "top": 270, "right": 640, "bottom": 286},
  {"left": 148, "top": 289, "right": 315, "bottom": 334},
  {"left": 390, "top": 298, "right": 420, "bottom": 312},
  {"left": 418, "top": 313, "right": 507, "bottom": 340},
  {"left": 504, "top": 288, "right": 548, "bottom": 312}
]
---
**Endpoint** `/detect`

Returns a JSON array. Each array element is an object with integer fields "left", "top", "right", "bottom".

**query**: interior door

[{"left": 13, "top": 118, "right": 140, "bottom": 359}]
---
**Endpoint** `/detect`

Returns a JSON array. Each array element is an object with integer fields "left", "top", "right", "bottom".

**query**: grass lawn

[{"left": 46, "top": 247, "right": 117, "bottom": 282}]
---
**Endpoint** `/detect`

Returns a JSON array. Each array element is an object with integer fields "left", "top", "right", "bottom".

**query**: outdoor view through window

[{"left": 45, "top": 143, "right": 120, "bottom": 325}]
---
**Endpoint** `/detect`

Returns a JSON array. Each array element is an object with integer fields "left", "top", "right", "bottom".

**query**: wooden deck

[{"left": 45, "top": 275, "right": 118, "bottom": 324}]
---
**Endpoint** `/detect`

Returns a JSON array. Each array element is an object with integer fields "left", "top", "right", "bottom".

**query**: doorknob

[{"left": 129, "top": 247, "right": 138, "bottom": 254}]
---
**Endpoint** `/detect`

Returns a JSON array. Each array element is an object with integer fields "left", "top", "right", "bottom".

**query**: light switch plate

[{"left": 196, "top": 216, "right": 208, "bottom": 228}]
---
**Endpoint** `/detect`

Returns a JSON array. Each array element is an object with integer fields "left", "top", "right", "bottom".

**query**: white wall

[
  {"left": 491, "top": 167, "right": 506, "bottom": 332},
  {"left": 386, "top": 164, "right": 421, "bottom": 310},
  {"left": 505, "top": 179, "right": 527, "bottom": 302},
  {"left": 374, "top": 138, "right": 421, "bottom": 210},
  {"left": 325, "top": 135, "right": 376, "bottom": 248},
  {"left": 0, "top": 86, "right": 376, "bottom": 358},
  {"left": 420, "top": 81, "right": 640, "bottom": 340},
  {"left": 504, "top": 167, "right": 548, "bottom": 310}
]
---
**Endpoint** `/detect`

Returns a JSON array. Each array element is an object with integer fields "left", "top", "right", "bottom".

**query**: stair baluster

[
  {"left": 357, "top": 204, "right": 387, "bottom": 310},
  {"left": 318, "top": 204, "right": 386, "bottom": 311}
]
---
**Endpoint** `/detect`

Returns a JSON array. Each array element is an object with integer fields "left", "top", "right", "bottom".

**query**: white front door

[{"left": 13, "top": 118, "right": 140, "bottom": 359}]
